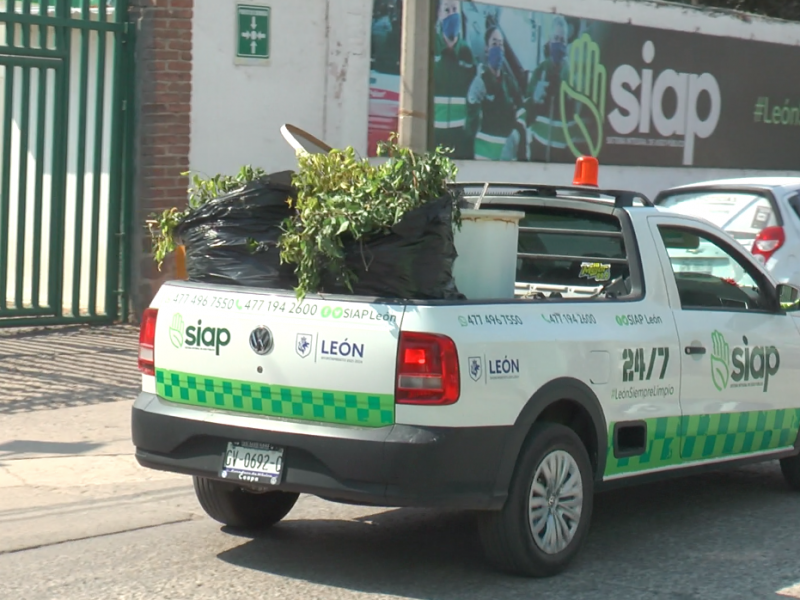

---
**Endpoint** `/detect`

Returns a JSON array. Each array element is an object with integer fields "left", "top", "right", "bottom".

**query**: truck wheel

[
  {"left": 193, "top": 476, "right": 299, "bottom": 529},
  {"left": 780, "top": 455, "right": 800, "bottom": 491},
  {"left": 478, "top": 423, "right": 594, "bottom": 577}
]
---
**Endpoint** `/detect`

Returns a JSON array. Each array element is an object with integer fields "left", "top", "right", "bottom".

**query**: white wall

[
  {"left": 190, "top": 0, "right": 800, "bottom": 199},
  {"left": 191, "top": 0, "right": 329, "bottom": 176}
]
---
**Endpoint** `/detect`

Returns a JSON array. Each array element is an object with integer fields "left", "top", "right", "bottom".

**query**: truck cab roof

[{"left": 451, "top": 181, "right": 656, "bottom": 214}]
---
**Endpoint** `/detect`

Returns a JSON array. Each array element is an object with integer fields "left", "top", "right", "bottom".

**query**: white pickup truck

[{"left": 132, "top": 176, "right": 800, "bottom": 578}]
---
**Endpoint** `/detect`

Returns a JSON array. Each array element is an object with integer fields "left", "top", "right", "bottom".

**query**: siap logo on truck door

[
  {"left": 710, "top": 330, "right": 780, "bottom": 393},
  {"left": 168, "top": 313, "right": 231, "bottom": 356}
]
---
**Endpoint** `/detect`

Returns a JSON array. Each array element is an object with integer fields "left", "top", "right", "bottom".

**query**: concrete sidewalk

[{"left": 0, "top": 324, "right": 197, "bottom": 554}]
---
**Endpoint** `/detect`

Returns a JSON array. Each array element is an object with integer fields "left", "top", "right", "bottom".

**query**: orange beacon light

[{"left": 572, "top": 156, "right": 599, "bottom": 187}]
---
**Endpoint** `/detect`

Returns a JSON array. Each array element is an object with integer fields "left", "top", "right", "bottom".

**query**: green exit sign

[{"left": 236, "top": 4, "right": 270, "bottom": 59}]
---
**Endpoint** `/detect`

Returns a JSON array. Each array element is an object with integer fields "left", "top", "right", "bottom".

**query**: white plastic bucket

[{"left": 453, "top": 209, "right": 525, "bottom": 300}]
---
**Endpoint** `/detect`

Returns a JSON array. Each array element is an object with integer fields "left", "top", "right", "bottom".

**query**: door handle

[{"left": 685, "top": 345, "right": 707, "bottom": 355}]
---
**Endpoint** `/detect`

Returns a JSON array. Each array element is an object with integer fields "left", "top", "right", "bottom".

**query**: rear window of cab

[{"left": 514, "top": 207, "right": 629, "bottom": 289}]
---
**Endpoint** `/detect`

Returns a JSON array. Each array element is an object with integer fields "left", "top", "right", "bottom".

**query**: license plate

[
  {"left": 674, "top": 260, "right": 717, "bottom": 273},
  {"left": 220, "top": 441, "right": 284, "bottom": 485}
]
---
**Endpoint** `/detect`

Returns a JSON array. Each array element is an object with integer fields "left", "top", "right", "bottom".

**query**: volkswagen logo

[{"left": 249, "top": 326, "right": 274, "bottom": 355}]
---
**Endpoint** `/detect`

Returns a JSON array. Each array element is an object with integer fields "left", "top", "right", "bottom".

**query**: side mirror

[{"left": 777, "top": 283, "right": 800, "bottom": 311}]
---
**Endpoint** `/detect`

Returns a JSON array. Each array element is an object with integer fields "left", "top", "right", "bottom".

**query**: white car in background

[{"left": 655, "top": 178, "right": 800, "bottom": 285}]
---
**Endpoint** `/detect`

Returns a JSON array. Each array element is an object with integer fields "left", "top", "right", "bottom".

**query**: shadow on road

[
  {"left": 0, "top": 325, "right": 140, "bottom": 414},
  {"left": 0, "top": 439, "right": 105, "bottom": 456},
  {"left": 216, "top": 464, "right": 800, "bottom": 600}
]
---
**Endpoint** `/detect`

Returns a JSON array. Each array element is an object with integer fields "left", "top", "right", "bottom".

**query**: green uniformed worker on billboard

[
  {"left": 432, "top": 0, "right": 476, "bottom": 159},
  {"left": 465, "top": 26, "right": 524, "bottom": 161},
  {"left": 524, "top": 15, "right": 575, "bottom": 161},
  {"left": 370, "top": 0, "right": 401, "bottom": 75}
]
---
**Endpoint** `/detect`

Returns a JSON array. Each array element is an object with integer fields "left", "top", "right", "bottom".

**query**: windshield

[
  {"left": 657, "top": 190, "right": 777, "bottom": 245},
  {"left": 665, "top": 237, "right": 748, "bottom": 284}
]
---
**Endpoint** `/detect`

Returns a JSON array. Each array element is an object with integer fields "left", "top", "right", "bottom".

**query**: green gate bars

[{"left": 0, "top": 0, "right": 133, "bottom": 326}]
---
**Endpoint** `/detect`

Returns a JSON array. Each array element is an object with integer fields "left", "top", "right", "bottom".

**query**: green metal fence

[{"left": 0, "top": 0, "right": 133, "bottom": 327}]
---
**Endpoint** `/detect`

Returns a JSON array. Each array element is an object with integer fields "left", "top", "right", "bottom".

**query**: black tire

[
  {"left": 780, "top": 454, "right": 800, "bottom": 491},
  {"left": 193, "top": 476, "right": 299, "bottom": 529},
  {"left": 478, "top": 422, "right": 594, "bottom": 577}
]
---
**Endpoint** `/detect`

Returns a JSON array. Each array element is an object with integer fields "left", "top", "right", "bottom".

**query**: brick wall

[{"left": 128, "top": 0, "right": 193, "bottom": 321}]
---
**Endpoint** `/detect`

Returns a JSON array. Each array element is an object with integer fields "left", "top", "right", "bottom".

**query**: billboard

[{"left": 368, "top": 0, "right": 800, "bottom": 169}]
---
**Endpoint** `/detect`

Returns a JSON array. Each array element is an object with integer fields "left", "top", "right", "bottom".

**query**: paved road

[{"left": 0, "top": 325, "right": 799, "bottom": 600}]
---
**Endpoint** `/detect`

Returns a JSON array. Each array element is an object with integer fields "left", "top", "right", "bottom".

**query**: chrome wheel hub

[{"left": 528, "top": 450, "right": 583, "bottom": 555}]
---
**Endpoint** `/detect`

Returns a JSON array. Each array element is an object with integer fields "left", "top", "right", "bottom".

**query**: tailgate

[{"left": 150, "top": 283, "right": 405, "bottom": 428}]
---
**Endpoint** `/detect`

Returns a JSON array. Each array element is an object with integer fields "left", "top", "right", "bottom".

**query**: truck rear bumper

[{"left": 132, "top": 393, "right": 510, "bottom": 510}]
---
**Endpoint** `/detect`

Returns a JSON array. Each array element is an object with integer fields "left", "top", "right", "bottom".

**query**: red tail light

[
  {"left": 751, "top": 226, "right": 785, "bottom": 264},
  {"left": 138, "top": 308, "right": 158, "bottom": 376},
  {"left": 396, "top": 332, "right": 460, "bottom": 405}
]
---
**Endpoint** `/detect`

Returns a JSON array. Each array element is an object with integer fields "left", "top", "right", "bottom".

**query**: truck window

[
  {"left": 657, "top": 225, "right": 773, "bottom": 312},
  {"left": 514, "top": 207, "right": 630, "bottom": 295}
]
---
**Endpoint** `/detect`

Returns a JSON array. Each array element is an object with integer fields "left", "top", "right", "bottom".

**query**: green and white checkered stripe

[
  {"left": 605, "top": 409, "right": 800, "bottom": 478},
  {"left": 156, "top": 368, "right": 395, "bottom": 428}
]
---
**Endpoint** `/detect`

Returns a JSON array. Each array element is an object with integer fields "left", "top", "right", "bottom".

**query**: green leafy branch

[
  {"left": 184, "top": 165, "right": 268, "bottom": 209},
  {"left": 279, "top": 134, "right": 460, "bottom": 299},
  {"left": 148, "top": 165, "right": 268, "bottom": 270},
  {"left": 148, "top": 207, "right": 185, "bottom": 270}
]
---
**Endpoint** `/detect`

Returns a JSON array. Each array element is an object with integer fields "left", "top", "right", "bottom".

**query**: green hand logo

[
  {"left": 559, "top": 33, "right": 607, "bottom": 159},
  {"left": 169, "top": 313, "right": 185, "bottom": 348},
  {"left": 710, "top": 330, "right": 730, "bottom": 391}
]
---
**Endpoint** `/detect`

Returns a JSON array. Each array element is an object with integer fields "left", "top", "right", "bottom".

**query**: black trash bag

[
  {"left": 321, "top": 194, "right": 464, "bottom": 300},
  {"left": 175, "top": 171, "right": 298, "bottom": 289}
]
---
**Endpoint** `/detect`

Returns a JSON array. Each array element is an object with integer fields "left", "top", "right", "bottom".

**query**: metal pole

[{"left": 397, "top": 0, "right": 434, "bottom": 153}]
